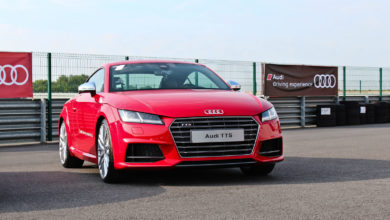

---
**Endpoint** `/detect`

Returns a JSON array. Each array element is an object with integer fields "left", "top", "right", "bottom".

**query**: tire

[
  {"left": 240, "top": 163, "right": 275, "bottom": 176},
  {"left": 59, "top": 122, "right": 84, "bottom": 168},
  {"left": 97, "top": 119, "right": 120, "bottom": 183}
]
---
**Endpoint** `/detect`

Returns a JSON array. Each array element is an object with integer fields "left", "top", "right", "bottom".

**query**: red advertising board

[{"left": 0, "top": 52, "right": 33, "bottom": 98}]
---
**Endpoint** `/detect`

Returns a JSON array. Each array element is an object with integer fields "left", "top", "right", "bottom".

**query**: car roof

[{"left": 102, "top": 60, "right": 201, "bottom": 69}]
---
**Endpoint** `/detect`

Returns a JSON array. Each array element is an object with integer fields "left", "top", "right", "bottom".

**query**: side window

[
  {"left": 88, "top": 69, "right": 105, "bottom": 93},
  {"left": 110, "top": 73, "right": 163, "bottom": 91}
]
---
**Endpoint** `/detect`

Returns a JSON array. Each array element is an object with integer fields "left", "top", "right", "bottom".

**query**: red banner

[{"left": 0, "top": 52, "right": 33, "bottom": 98}]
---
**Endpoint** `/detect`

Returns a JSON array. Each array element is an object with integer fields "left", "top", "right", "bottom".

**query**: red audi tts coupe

[{"left": 59, "top": 61, "right": 283, "bottom": 182}]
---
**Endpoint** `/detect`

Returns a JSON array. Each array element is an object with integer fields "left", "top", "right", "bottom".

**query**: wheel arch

[
  {"left": 94, "top": 105, "right": 120, "bottom": 164},
  {"left": 58, "top": 116, "right": 64, "bottom": 133},
  {"left": 58, "top": 105, "right": 72, "bottom": 138},
  {"left": 95, "top": 115, "right": 107, "bottom": 142},
  {"left": 58, "top": 110, "right": 77, "bottom": 158}
]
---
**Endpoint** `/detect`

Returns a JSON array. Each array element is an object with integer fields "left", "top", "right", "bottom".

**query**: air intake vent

[
  {"left": 170, "top": 117, "right": 259, "bottom": 158},
  {"left": 259, "top": 138, "right": 282, "bottom": 157},
  {"left": 125, "top": 144, "right": 164, "bottom": 162}
]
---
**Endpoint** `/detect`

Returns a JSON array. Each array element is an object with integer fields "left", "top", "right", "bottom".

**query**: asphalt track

[{"left": 1, "top": 124, "right": 389, "bottom": 219}]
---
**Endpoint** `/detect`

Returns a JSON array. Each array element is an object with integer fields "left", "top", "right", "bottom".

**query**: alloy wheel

[
  {"left": 59, "top": 123, "right": 68, "bottom": 164},
  {"left": 97, "top": 123, "right": 111, "bottom": 179}
]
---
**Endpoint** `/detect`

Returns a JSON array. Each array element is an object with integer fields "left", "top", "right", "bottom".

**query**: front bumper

[{"left": 110, "top": 115, "right": 283, "bottom": 170}]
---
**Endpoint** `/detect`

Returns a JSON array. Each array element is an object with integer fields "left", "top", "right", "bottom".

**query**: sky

[{"left": 0, "top": 0, "right": 389, "bottom": 67}]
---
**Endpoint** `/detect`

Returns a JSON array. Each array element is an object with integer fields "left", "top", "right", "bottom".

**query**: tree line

[{"left": 33, "top": 75, "right": 89, "bottom": 93}]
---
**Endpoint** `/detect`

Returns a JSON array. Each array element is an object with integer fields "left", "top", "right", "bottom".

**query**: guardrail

[
  {"left": 0, "top": 96, "right": 389, "bottom": 145},
  {"left": 268, "top": 95, "right": 390, "bottom": 128},
  {"left": 0, "top": 99, "right": 43, "bottom": 145},
  {"left": 268, "top": 96, "right": 337, "bottom": 128}
]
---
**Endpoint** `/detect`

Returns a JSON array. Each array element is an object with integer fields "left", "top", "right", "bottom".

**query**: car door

[
  {"left": 73, "top": 68, "right": 105, "bottom": 155},
  {"left": 66, "top": 99, "right": 79, "bottom": 146}
]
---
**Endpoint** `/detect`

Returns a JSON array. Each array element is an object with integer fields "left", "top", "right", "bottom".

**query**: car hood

[{"left": 103, "top": 90, "right": 271, "bottom": 118}]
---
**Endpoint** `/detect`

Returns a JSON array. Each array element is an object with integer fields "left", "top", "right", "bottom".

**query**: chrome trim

[
  {"left": 260, "top": 150, "right": 281, "bottom": 154},
  {"left": 126, "top": 156, "right": 164, "bottom": 159},
  {"left": 169, "top": 116, "right": 260, "bottom": 158},
  {"left": 227, "top": 80, "right": 241, "bottom": 91},
  {"left": 83, "top": 152, "right": 97, "bottom": 159}
]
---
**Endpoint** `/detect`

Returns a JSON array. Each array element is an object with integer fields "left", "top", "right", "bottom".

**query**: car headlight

[
  {"left": 261, "top": 107, "right": 278, "bottom": 122},
  {"left": 118, "top": 110, "right": 164, "bottom": 125}
]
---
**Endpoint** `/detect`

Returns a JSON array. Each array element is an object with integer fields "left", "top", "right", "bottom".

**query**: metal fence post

[
  {"left": 253, "top": 62, "right": 257, "bottom": 95},
  {"left": 40, "top": 99, "right": 47, "bottom": 143},
  {"left": 300, "top": 96, "right": 306, "bottom": 127},
  {"left": 335, "top": 96, "right": 340, "bottom": 104},
  {"left": 47, "top": 53, "right": 52, "bottom": 141},
  {"left": 343, "top": 66, "right": 346, "bottom": 100},
  {"left": 379, "top": 67, "right": 383, "bottom": 101},
  {"left": 364, "top": 96, "right": 369, "bottom": 104},
  {"left": 195, "top": 59, "right": 199, "bottom": 86},
  {"left": 125, "top": 56, "right": 129, "bottom": 89}
]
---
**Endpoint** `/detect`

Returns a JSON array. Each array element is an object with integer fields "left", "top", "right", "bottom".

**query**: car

[{"left": 58, "top": 60, "right": 283, "bottom": 182}]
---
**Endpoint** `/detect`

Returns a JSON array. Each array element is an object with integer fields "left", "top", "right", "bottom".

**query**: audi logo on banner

[
  {"left": 0, "top": 52, "right": 33, "bottom": 98},
  {"left": 313, "top": 74, "right": 336, "bottom": 88},
  {"left": 0, "top": 65, "right": 29, "bottom": 86}
]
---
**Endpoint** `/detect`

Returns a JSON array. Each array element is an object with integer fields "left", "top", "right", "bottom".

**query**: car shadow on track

[
  {"left": 118, "top": 156, "right": 390, "bottom": 186},
  {"left": 1, "top": 156, "right": 389, "bottom": 213}
]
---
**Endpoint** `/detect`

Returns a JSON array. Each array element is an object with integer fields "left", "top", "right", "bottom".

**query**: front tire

[
  {"left": 59, "top": 122, "right": 84, "bottom": 168},
  {"left": 97, "top": 119, "right": 120, "bottom": 183},
  {"left": 240, "top": 163, "right": 275, "bottom": 176}
]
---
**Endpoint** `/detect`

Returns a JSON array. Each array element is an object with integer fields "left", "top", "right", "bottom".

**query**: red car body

[{"left": 59, "top": 60, "right": 283, "bottom": 180}]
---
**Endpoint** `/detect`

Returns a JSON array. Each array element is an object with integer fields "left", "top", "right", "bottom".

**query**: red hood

[{"left": 103, "top": 90, "right": 271, "bottom": 118}]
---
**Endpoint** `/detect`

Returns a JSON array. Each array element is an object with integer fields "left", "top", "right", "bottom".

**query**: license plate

[{"left": 191, "top": 129, "right": 244, "bottom": 143}]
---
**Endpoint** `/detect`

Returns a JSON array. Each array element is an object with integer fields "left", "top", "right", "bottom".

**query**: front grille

[{"left": 170, "top": 117, "right": 259, "bottom": 158}]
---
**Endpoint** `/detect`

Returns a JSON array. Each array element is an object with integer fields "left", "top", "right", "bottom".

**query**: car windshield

[{"left": 109, "top": 63, "right": 230, "bottom": 92}]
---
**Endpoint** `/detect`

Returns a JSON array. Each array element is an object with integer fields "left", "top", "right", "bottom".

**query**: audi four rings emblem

[
  {"left": 204, "top": 109, "right": 224, "bottom": 115},
  {"left": 313, "top": 74, "right": 336, "bottom": 88},
  {"left": 0, "top": 65, "right": 29, "bottom": 86}
]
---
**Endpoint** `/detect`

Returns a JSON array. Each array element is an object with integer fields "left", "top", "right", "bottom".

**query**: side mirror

[
  {"left": 228, "top": 80, "right": 241, "bottom": 91},
  {"left": 78, "top": 82, "right": 96, "bottom": 95}
]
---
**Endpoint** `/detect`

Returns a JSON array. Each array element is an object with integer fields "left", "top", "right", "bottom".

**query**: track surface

[{"left": 1, "top": 124, "right": 390, "bottom": 219}]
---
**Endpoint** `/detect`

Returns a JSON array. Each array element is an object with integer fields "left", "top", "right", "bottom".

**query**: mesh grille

[
  {"left": 259, "top": 138, "right": 282, "bottom": 157},
  {"left": 170, "top": 117, "right": 259, "bottom": 158}
]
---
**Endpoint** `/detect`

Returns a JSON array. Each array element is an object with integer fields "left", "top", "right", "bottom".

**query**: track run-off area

[{"left": 1, "top": 124, "right": 389, "bottom": 219}]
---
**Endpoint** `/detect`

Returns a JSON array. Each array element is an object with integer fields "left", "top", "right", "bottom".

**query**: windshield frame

[{"left": 108, "top": 62, "right": 231, "bottom": 92}]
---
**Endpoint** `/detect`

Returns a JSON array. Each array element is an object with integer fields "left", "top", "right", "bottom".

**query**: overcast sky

[{"left": 0, "top": 0, "right": 389, "bottom": 67}]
